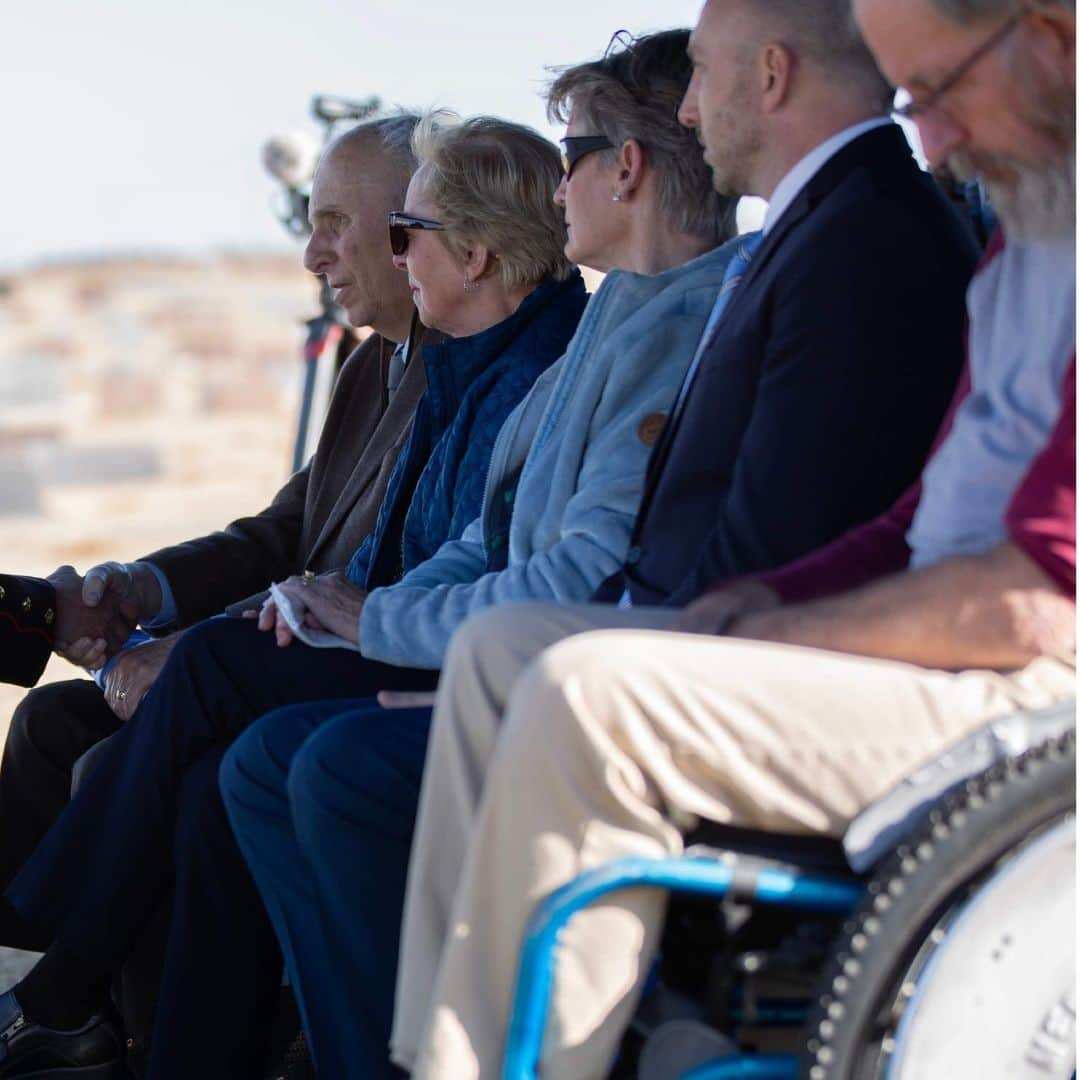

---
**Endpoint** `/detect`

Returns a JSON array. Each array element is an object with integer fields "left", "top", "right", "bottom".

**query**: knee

[
  {"left": 70, "top": 734, "right": 118, "bottom": 795},
  {"left": 8, "top": 681, "right": 72, "bottom": 748},
  {"left": 503, "top": 632, "right": 628, "bottom": 748},
  {"left": 286, "top": 719, "right": 421, "bottom": 842},
  {"left": 164, "top": 615, "right": 257, "bottom": 680},
  {"left": 8, "top": 689, "right": 44, "bottom": 751},
  {"left": 220, "top": 705, "right": 308, "bottom": 818},
  {"left": 445, "top": 604, "right": 522, "bottom": 675},
  {"left": 284, "top": 738, "right": 338, "bottom": 845},
  {"left": 538, "top": 630, "right": 622, "bottom": 676},
  {"left": 285, "top": 728, "right": 351, "bottom": 826},
  {"left": 448, "top": 600, "right": 563, "bottom": 669}
]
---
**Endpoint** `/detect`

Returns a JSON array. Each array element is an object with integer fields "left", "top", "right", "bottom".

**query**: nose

[
  {"left": 391, "top": 251, "right": 408, "bottom": 273},
  {"left": 677, "top": 72, "right": 700, "bottom": 129},
  {"left": 303, "top": 230, "right": 328, "bottom": 275},
  {"left": 915, "top": 109, "right": 968, "bottom": 171},
  {"left": 553, "top": 174, "right": 568, "bottom": 207}
]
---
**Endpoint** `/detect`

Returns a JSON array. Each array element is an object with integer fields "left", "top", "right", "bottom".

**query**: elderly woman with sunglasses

[
  {"left": 219, "top": 27, "right": 741, "bottom": 1080},
  {"left": 258, "top": 113, "right": 588, "bottom": 649}
]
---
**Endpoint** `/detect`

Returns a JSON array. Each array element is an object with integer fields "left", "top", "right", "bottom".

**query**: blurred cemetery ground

[
  {"left": 0, "top": 254, "right": 319, "bottom": 731},
  {"left": 0, "top": 254, "right": 318, "bottom": 982}
]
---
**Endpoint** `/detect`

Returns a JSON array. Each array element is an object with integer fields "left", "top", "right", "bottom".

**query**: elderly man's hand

[
  {"left": 259, "top": 571, "right": 367, "bottom": 647},
  {"left": 82, "top": 560, "right": 163, "bottom": 624},
  {"left": 103, "top": 633, "right": 180, "bottom": 721},
  {"left": 672, "top": 580, "right": 781, "bottom": 636},
  {"left": 48, "top": 565, "right": 139, "bottom": 668}
]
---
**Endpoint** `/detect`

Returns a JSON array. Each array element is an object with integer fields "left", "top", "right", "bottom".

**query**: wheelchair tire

[{"left": 799, "top": 728, "right": 1075, "bottom": 1080}]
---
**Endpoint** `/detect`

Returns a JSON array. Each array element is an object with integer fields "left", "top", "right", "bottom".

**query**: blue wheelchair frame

[
  {"left": 502, "top": 855, "right": 864, "bottom": 1080},
  {"left": 501, "top": 704, "right": 1077, "bottom": 1079}
]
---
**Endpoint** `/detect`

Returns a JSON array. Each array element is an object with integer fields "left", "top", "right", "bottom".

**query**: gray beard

[
  {"left": 948, "top": 150, "right": 1075, "bottom": 244},
  {"left": 989, "top": 155, "right": 1075, "bottom": 243}
]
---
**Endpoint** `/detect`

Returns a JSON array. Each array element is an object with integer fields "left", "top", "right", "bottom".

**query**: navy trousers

[
  {"left": 221, "top": 700, "right": 433, "bottom": 1080},
  {"left": 5, "top": 615, "right": 437, "bottom": 1079}
]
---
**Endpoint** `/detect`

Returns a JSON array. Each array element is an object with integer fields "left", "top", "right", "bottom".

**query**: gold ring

[
  {"left": 117, "top": 689, "right": 128, "bottom": 700},
  {"left": 301, "top": 570, "right": 316, "bottom": 587}
]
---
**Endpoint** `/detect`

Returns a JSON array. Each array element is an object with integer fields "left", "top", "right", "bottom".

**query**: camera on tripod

[{"left": 262, "top": 95, "right": 382, "bottom": 237}]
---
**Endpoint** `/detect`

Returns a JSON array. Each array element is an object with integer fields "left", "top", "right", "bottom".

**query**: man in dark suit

[
  {"left": 0, "top": 569, "right": 133, "bottom": 688},
  {"left": 0, "top": 114, "right": 431, "bottom": 901},
  {"left": 603, "top": 31, "right": 977, "bottom": 609}
]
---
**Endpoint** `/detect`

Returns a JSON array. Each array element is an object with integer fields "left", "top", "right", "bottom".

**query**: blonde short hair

[{"left": 411, "top": 113, "right": 572, "bottom": 290}]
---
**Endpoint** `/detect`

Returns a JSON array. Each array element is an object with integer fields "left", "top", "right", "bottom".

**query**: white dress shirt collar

[{"left": 762, "top": 117, "right": 894, "bottom": 235}]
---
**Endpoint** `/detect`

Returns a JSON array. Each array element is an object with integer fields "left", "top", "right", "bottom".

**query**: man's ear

[
  {"left": 613, "top": 138, "right": 648, "bottom": 200},
  {"left": 1027, "top": 4, "right": 1076, "bottom": 80},
  {"left": 761, "top": 42, "right": 796, "bottom": 113}
]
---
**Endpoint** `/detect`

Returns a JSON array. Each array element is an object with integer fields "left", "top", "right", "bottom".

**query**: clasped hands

[
  {"left": 253, "top": 570, "right": 367, "bottom": 648},
  {"left": 48, "top": 560, "right": 175, "bottom": 720},
  {"left": 47, "top": 564, "right": 141, "bottom": 670}
]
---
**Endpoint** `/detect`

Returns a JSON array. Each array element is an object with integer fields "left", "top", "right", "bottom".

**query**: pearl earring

[{"left": 612, "top": 192, "right": 623, "bottom": 203}]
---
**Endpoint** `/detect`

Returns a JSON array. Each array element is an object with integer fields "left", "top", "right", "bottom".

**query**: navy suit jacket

[
  {"left": 0, "top": 574, "right": 56, "bottom": 687},
  {"left": 608, "top": 124, "right": 978, "bottom": 607}
]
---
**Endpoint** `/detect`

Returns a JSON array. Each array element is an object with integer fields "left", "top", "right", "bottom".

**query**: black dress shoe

[{"left": 0, "top": 990, "right": 121, "bottom": 1078}]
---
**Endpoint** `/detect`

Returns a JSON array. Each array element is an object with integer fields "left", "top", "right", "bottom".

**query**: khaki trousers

[{"left": 392, "top": 602, "right": 1075, "bottom": 1080}]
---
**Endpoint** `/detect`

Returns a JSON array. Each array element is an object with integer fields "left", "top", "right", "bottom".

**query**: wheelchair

[{"left": 502, "top": 701, "right": 1076, "bottom": 1080}]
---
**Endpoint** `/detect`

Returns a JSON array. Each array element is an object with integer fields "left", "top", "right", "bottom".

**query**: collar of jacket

[
  {"left": 720, "top": 122, "right": 914, "bottom": 321},
  {"left": 405, "top": 308, "right": 447, "bottom": 362},
  {"left": 417, "top": 270, "right": 587, "bottom": 426}
]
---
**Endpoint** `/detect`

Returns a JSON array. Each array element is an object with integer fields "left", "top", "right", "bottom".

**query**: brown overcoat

[{"left": 141, "top": 329, "right": 430, "bottom": 626}]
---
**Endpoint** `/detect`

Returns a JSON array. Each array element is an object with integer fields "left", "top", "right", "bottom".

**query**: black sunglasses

[
  {"left": 560, "top": 135, "right": 614, "bottom": 178},
  {"left": 388, "top": 211, "right": 446, "bottom": 255}
]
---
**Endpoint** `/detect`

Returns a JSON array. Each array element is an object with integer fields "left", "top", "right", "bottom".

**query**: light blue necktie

[{"left": 670, "top": 230, "right": 764, "bottom": 418}]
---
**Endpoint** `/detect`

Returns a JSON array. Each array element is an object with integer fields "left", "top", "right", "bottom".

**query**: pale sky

[{"left": 2, "top": 0, "right": 706, "bottom": 270}]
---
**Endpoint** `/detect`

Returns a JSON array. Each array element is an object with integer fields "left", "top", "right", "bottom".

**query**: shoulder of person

[
  {"left": 784, "top": 176, "right": 976, "bottom": 292},
  {"left": 335, "top": 331, "right": 387, "bottom": 386},
  {"left": 594, "top": 239, "right": 739, "bottom": 319}
]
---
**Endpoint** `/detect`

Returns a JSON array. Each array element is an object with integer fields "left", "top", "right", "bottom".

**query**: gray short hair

[
  {"left": 329, "top": 113, "right": 421, "bottom": 195},
  {"left": 929, "top": 0, "right": 1073, "bottom": 21},
  {"left": 547, "top": 29, "right": 736, "bottom": 246},
  {"left": 411, "top": 113, "right": 572, "bottom": 290},
  {"left": 749, "top": 0, "right": 893, "bottom": 109}
]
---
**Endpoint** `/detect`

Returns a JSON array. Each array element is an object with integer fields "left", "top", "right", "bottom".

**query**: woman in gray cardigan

[{"left": 222, "top": 28, "right": 741, "bottom": 1080}]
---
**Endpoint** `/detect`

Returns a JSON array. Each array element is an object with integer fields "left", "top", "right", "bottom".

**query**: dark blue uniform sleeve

[{"left": 0, "top": 574, "right": 57, "bottom": 687}]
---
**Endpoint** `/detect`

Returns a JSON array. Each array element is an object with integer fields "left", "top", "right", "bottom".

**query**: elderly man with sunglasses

[{"left": 388, "top": 1, "right": 1075, "bottom": 1077}]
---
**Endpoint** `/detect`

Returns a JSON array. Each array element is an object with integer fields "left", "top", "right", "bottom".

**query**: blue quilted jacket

[{"left": 346, "top": 270, "right": 587, "bottom": 589}]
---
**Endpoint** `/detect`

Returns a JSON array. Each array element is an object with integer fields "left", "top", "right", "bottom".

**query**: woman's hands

[{"left": 256, "top": 571, "right": 367, "bottom": 647}]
